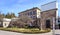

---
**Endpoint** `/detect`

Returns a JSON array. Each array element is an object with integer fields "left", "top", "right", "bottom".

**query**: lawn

[{"left": 0, "top": 27, "right": 51, "bottom": 34}]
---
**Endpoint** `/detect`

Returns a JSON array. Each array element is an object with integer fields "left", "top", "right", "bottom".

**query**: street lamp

[{"left": 52, "top": 17, "right": 55, "bottom": 35}]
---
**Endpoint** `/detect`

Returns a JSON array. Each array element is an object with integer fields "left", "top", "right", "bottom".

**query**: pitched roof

[
  {"left": 18, "top": 7, "right": 40, "bottom": 14},
  {"left": 3, "top": 18, "right": 11, "bottom": 22}
]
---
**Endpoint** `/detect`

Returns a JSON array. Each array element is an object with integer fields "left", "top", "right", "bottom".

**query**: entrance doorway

[
  {"left": 46, "top": 19, "right": 50, "bottom": 28},
  {"left": 59, "top": 24, "right": 60, "bottom": 29}
]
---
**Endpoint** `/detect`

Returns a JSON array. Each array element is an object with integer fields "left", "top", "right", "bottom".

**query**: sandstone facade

[{"left": 40, "top": 9, "right": 58, "bottom": 29}]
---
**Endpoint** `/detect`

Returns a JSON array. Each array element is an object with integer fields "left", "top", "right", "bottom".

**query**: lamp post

[
  {"left": 52, "top": 17, "right": 55, "bottom": 35},
  {"left": 41, "top": 22, "right": 43, "bottom": 31}
]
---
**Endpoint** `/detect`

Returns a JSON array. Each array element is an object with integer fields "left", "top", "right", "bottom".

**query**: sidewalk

[
  {"left": 0, "top": 30, "right": 60, "bottom": 35},
  {"left": 0, "top": 30, "right": 52, "bottom": 35}
]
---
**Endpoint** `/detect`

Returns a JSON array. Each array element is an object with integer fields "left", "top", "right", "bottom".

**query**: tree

[
  {"left": 10, "top": 15, "right": 33, "bottom": 28},
  {"left": 0, "top": 13, "right": 5, "bottom": 21},
  {"left": 5, "top": 13, "right": 11, "bottom": 18},
  {"left": 19, "top": 15, "right": 33, "bottom": 23},
  {"left": 17, "top": 15, "right": 33, "bottom": 27},
  {"left": 11, "top": 13, "right": 16, "bottom": 18},
  {"left": 5, "top": 12, "right": 16, "bottom": 19}
]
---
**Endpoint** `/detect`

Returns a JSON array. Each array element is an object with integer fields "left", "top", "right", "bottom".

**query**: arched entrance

[{"left": 46, "top": 19, "right": 51, "bottom": 28}]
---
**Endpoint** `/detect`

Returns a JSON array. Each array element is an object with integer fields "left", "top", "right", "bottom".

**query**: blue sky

[{"left": 0, "top": 0, "right": 60, "bottom": 16}]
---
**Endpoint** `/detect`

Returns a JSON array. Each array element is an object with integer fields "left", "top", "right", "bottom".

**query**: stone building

[
  {"left": 18, "top": 7, "right": 41, "bottom": 20},
  {"left": 40, "top": 9, "right": 58, "bottom": 29},
  {"left": 18, "top": 1, "right": 58, "bottom": 29},
  {"left": 40, "top": 1, "right": 58, "bottom": 29},
  {"left": 18, "top": 7, "right": 41, "bottom": 27}
]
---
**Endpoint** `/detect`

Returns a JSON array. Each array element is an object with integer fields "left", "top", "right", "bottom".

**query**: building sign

[{"left": 41, "top": 1, "right": 58, "bottom": 11}]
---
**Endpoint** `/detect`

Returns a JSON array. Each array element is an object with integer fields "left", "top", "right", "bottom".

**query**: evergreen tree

[{"left": 5, "top": 12, "right": 16, "bottom": 19}]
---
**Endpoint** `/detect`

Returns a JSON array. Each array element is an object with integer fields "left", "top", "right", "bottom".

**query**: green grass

[{"left": 0, "top": 27, "right": 51, "bottom": 34}]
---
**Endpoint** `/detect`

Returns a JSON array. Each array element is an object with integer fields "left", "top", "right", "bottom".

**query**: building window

[
  {"left": 46, "top": 19, "right": 50, "bottom": 28},
  {"left": 33, "top": 11, "right": 36, "bottom": 15},
  {"left": 19, "top": 14, "right": 21, "bottom": 16},
  {"left": 30, "top": 16, "right": 36, "bottom": 19},
  {"left": 25, "top": 14, "right": 27, "bottom": 15},
  {"left": 5, "top": 23, "right": 6, "bottom": 26},
  {"left": 29, "top": 12, "right": 32, "bottom": 15},
  {"left": 28, "top": 13, "right": 29, "bottom": 15},
  {"left": 33, "top": 16, "right": 36, "bottom": 19}
]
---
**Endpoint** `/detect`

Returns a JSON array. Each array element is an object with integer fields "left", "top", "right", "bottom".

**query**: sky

[{"left": 0, "top": 0, "right": 60, "bottom": 16}]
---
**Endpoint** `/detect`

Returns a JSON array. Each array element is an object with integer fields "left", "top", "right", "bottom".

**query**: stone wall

[{"left": 40, "top": 9, "right": 57, "bottom": 29}]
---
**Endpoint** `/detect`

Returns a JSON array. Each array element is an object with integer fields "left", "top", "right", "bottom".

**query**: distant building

[
  {"left": 0, "top": 18, "right": 11, "bottom": 28},
  {"left": 0, "top": 18, "right": 19, "bottom": 28}
]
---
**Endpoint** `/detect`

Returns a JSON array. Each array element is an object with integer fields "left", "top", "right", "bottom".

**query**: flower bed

[{"left": 0, "top": 27, "right": 51, "bottom": 34}]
